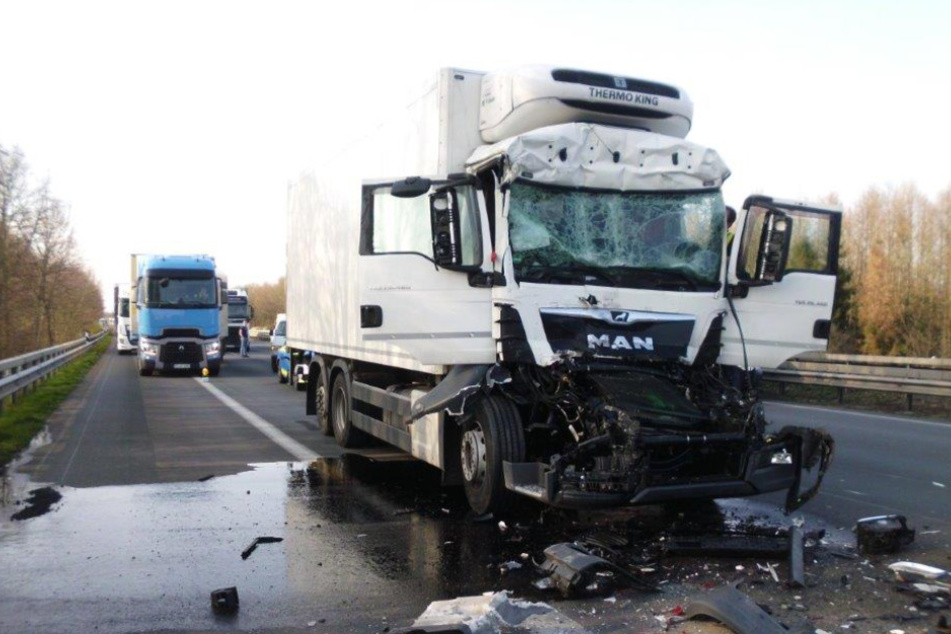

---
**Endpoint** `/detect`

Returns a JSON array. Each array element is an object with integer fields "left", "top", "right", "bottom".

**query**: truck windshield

[
  {"left": 508, "top": 181, "right": 724, "bottom": 291},
  {"left": 119, "top": 298, "right": 130, "bottom": 318},
  {"left": 274, "top": 321, "right": 286, "bottom": 336},
  {"left": 228, "top": 303, "right": 250, "bottom": 320},
  {"left": 142, "top": 277, "right": 217, "bottom": 308}
]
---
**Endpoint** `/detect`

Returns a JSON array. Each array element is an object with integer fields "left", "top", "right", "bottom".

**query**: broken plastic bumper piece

[{"left": 503, "top": 426, "right": 833, "bottom": 512}]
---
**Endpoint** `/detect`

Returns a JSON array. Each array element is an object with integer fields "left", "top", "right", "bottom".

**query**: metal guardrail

[
  {"left": 763, "top": 351, "right": 951, "bottom": 410},
  {"left": 0, "top": 331, "right": 108, "bottom": 409}
]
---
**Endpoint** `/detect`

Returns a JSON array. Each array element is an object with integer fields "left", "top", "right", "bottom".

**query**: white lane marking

[
  {"left": 194, "top": 378, "right": 320, "bottom": 461},
  {"left": 765, "top": 401, "right": 951, "bottom": 429}
]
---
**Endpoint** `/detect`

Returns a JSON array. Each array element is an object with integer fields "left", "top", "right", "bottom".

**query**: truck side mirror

[
  {"left": 755, "top": 211, "right": 793, "bottom": 283},
  {"left": 430, "top": 190, "right": 460, "bottom": 267}
]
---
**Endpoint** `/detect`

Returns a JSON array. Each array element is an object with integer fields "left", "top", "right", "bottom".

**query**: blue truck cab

[{"left": 133, "top": 254, "right": 224, "bottom": 376}]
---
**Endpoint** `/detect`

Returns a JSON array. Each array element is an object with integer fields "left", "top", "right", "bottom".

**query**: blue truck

[{"left": 130, "top": 254, "right": 226, "bottom": 376}]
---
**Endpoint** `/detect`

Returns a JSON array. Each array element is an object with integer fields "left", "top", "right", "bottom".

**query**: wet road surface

[{"left": 1, "top": 346, "right": 949, "bottom": 633}]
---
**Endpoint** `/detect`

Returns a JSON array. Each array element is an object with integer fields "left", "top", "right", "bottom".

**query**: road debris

[
  {"left": 539, "top": 542, "right": 655, "bottom": 597},
  {"left": 240, "top": 536, "right": 284, "bottom": 560},
  {"left": 788, "top": 525, "right": 805, "bottom": 588},
  {"left": 855, "top": 515, "right": 915, "bottom": 554},
  {"left": 10, "top": 486, "right": 61, "bottom": 521},
  {"left": 210, "top": 586, "right": 239, "bottom": 614},
  {"left": 197, "top": 474, "right": 215, "bottom": 482},
  {"left": 400, "top": 591, "right": 589, "bottom": 633},
  {"left": 683, "top": 585, "right": 791, "bottom": 634}
]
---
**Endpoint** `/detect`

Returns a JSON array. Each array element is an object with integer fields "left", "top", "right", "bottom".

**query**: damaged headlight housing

[{"left": 771, "top": 449, "right": 793, "bottom": 465}]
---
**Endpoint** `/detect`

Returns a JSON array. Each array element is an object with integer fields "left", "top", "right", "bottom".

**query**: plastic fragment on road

[
  {"left": 400, "top": 591, "right": 591, "bottom": 634},
  {"left": 683, "top": 585, "right": 789, "bottom": 634},
  {"left": 855, "top": 515, "right": 915, "bottom": 554},
  {"left": 888, "top": 561, "right": 950, "bottom": 589},
  {"left": 240, "top": 536, "right": 284, "bottom": 560},
  {"left": 788, "top": 525, "right": 805, "bottom": 588},
  {"left": 539, "top": 542, "right": 655, "bottom": 597},
  {"left": 211, "top": 586, "right": 239, "bottom": 614}
]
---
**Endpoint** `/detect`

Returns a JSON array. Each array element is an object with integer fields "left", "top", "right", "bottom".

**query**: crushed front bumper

[{"left": 503, "top": 426, "right": 834, "bottom": 512}]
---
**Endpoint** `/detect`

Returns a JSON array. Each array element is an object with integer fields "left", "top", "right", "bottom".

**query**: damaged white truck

[{"left": 286, "top": 66, "right": 838, "bottom": 515}]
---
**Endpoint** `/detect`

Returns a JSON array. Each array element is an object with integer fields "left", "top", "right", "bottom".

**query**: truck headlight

[
  {"left": 140, "top": 342, "right": 158, "bottom": 356},
  {"left": 771, "top": 449, "right": 793, "bottom": 465},
  {"left": 204, "top": 341, "right": 221, "bottom": 355}
]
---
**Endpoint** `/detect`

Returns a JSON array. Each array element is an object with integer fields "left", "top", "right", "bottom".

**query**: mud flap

[{"left": 774, "top": 426, "right": 835, "bottom": 512}]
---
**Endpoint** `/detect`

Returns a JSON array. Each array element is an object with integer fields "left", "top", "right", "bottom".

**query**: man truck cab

[{"left": 287, "top": 66, "right": 839, "bottom": 515}]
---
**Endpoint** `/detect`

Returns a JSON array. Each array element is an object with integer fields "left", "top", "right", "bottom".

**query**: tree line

[
  {"left": 0, "top": 144, "right": 103, "bottom": 359},
  {"left": 831, "top": 184, "right": 951, "bottom": 358},
  {"left": 246, "top": 277, "right": 286, "bottom": 332}
]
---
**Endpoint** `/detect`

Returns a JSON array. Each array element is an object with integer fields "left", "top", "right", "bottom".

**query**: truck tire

[
  {"left": 331, "top": 372, "right": 367, "bottom": 448},
  {"left": 315, "top": 382, "right": 333, "bottom": 436},
  {"left": 461, "top": 396, "right": 525, "bottom": 516},
  {"left": 138, "top": 367, "right": 152, "bottom": 377}
]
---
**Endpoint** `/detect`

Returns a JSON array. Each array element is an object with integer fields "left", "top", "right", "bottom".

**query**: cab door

[
  {"left": 721, "top": 196, "right": 842, "bottom": 369},
  {"left": 357, "top": 177, "right": 495, "bottom": 367}
]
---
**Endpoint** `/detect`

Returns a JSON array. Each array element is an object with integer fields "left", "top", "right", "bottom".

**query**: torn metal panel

[
  {"left": 466, "top": 123, "right": 729, "bottom": 192},
  {"left": 405, "top": 591, "right": 590, "bottom": 634},
  {"left": 684, "top": 585, "right": 791, "bottom": 634},
  {"left": 411, "top": 365, "right": 490, "bottom": 419},
  {"left": 773, "top": 426, "right": 835, "bottom": 512}
]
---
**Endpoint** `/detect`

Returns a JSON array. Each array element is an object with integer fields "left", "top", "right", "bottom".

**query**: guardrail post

[
  {"left": 906, "top": 393, "right": 913, "bottom": 411},
  {"left": 837, "top": 387, "right": 844, "bottom": 404}
]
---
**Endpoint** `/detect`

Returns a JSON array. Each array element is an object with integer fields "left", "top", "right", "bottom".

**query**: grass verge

[{"left": 0, "top": 335, "right": 111, "bottom": 467}]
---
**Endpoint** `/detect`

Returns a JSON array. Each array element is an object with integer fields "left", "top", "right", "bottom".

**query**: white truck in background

[
  {"left": 113, "top": 282, "right": 137, "bottom": 353},
  {"left": 285, "top": 66, "right": 839, "bottom": 515},
  {"left": 270, "top": 312, "right": 287, "bottom": 373}
]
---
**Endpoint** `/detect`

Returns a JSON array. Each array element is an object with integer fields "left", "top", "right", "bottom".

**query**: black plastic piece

[
  {"left": 813, "top": 319, "right": 831, "bottom": 339},
  {"left": 788, "top": 526, "right": 805, "bottom": 588},
  {"left": 241, "top": 536, "right": 284, "bottom": 560},
  {"left": 211, "top": 586, "right": 239, "bottom": 614},
  {"left": 496, "top": 304, "right": 534, "bottom": 363},
  {"left": 855, "top": 515, "right": 915, "bottom": 554},
  {"left": 360, "top": 305, "right": 383, "bottom": 328},
  {"left": 684, "top": 585, "right": 789, "bottom": 634},
  {"left": 540, "top": 542, "right": 655, "bottom": 597}
]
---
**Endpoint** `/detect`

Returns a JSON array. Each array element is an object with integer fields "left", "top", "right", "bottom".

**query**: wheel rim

[
  {"left": 332, "top": 385, "right": 347, "bottom": 437},
  {"left": 461, "top": 425, "right": 487, "bottom": 484},
  {"left": 316, "top": 385, "right": 327, "bottom": 417}
]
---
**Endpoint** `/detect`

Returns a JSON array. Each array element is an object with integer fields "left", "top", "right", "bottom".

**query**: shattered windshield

[{"left": 508, "top": 181, "right": 725, "bottom": 291}]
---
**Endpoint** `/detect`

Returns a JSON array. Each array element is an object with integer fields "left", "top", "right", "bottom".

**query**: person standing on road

[{"left": 240, "top": 323, "right": 250, "bottom": 357}]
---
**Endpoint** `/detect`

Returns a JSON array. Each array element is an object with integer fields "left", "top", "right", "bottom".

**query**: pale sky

[{"left": 1, "top": 0, "right": 949, "bottom": 305}]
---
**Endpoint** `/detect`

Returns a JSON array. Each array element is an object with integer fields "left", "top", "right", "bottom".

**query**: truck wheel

[
  {"left": 315, "top": 383, "right": 333, "bottom": 436},
  {"left": 461, "top": 396, "right": 525, "bottom": 516},
  {"left": 138, "top": 367, "right": 152, "bottom": 377},
  {"left": 270, "top": 355, "right": 278, "bottom": 373},
  {"left": 331, "top": 372, "right": 366, "bottom": 448}
]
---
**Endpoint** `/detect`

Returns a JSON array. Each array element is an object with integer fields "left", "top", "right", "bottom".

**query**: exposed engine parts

[{"left": 479, "top": 360, "right": 834, "bottom": 512}]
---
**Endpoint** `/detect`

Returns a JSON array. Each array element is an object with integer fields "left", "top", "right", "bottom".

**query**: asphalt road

[{"left": 0, "top": 345, "right": 949, "bottom": 633}]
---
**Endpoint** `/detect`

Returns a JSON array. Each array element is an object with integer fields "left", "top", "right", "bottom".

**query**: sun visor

[{"left": 467, "top": 123, "right": 730, "bottom": 191}]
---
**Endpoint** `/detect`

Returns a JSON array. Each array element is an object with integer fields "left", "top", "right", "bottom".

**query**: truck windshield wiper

[{"left": 521, "top": 264, "right": 618, "bottom": 287}]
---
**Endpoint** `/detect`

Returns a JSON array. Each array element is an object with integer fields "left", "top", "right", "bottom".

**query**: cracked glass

[{"left": 508, "top": 181, "right": 725, "bottom": 290}]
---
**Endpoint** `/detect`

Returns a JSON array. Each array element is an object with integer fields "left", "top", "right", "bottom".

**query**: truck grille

[
  {"left": 162, "top": 328, "right": 201, "bottom": 338},
  {"left": 159, "top": 342, "right": 203, "bottom": 364}
]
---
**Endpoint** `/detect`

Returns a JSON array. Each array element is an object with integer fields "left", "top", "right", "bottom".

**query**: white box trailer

[{"left": 286, "top": 66, "right": 840, "bottom": 516}]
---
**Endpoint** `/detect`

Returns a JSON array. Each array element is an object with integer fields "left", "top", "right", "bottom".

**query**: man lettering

[{"left": 587, "top": 334, "right": 611, "bottom": 349}]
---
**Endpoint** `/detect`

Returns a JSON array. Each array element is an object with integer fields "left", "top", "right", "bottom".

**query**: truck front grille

[{"left": 159, "top": 342, "right": 203, "bottom": 364}]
